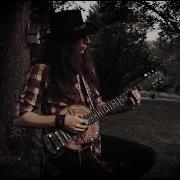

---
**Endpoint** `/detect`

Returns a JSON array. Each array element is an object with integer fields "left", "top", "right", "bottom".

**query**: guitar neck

[{"left": 84, "top": 83, "right": 143, "bottom": 125}]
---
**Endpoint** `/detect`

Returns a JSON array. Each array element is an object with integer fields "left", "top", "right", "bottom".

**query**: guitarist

[{"left": 13, "top": 10, "right": 156, "bottom": 178}]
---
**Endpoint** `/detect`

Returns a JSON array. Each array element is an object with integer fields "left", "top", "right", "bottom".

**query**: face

[{"left": 74, "top": 35, "right": 91, "bottom": 55}]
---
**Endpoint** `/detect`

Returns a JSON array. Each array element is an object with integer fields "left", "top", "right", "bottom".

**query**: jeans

[{"left": 41, "top": 134, "right": 156, "bottom": 178}]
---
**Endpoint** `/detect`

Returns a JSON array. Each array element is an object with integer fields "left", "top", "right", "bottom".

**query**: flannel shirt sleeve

[{"left": 16, "top": 64, "right": 48, "bottom": 117}]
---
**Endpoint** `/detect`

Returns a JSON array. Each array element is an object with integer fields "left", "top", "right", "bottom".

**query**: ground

[
  {"left": 101, "top": 98, "right": 180, "bottom": 179},
  {"left": 0, "top": 98, "right": 180, "bottom": 179}
]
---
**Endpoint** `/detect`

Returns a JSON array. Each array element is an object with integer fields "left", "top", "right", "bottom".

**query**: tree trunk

[{"left": 0, "top": 1, "right": 30, "bottom": 150}]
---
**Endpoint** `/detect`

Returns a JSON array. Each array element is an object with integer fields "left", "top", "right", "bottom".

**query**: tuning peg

[{"left": 144, "top": 73, "right": 148, "bottom": 77}]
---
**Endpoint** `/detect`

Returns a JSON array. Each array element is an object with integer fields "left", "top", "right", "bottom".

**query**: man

[{"left": 13, "top": 10, "right": 156, "bottom": 178}]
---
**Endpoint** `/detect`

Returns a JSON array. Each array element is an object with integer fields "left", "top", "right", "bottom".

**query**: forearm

[{"left": 13, "top": 111, "right": 56, "bottom": 129}]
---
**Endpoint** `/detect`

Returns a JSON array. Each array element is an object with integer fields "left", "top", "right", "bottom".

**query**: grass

[{"left": 101, "top": 99, "right": 180, "bottom": 179}]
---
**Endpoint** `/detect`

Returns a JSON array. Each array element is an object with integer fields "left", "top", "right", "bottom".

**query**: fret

[
  {"left": 112, "top": 99, "right": 119, "bottom": 108},
  {"left": 84, "top": 114, "right": 90, "bottom": 123},
  {"left": 136, "top": 83, "right": 143, "bottom": 91},
  {"left": 116, "top": 97, "right": 123, "bottom": 106},
  {"left": 87, "top": 114, "right": 94, "bottom": 124},
  {"left": 95, "top": 110, "right": 101, "bottom": 118},
  {"left": 102, "top": 104, "right": 110, "bottom": 113},
  {"left": 109, "top": 100, "right": 116, "bottom": 109},
  {"left": 85, "top": 118, "right": 90, "bottom": 125},
  {"left": 96, "top": 108, "right": 103, "bottom": 117},
  {"left": 92, "top": 111, "right": 99, "bottom": 119},
  {"left": 94, "top": 116, "right": 99, "bottom": 122},
  {"left": 114, "top": 98, "right": 120, "bottom": 105},
  {"left": 98, "top": 107, "right": 106, "bottom": 116},
  {"left": 120, "top": 95, "right": 125, "bottom": 102},
  {"left": 44, "top": 70, "right": 164, "bottom": 155},
  {"left": 99, "top": 106, "right": 106, "bottom": 115},
  {"left": 84, "top": 113, "right": 90, "bottom": 119},
  {"left": 88, "top": 115, "right": 95, "bottom": 124},
  {"left": 118, "top": 96, "right": 124, "bottom": 104},
  {"left": 86, "top": 118, "right": 91, "bottom": 125},
  {"left": 107, "top": 102, "right": 114, "bottom": 110},
  {"left": 87, "top": 116, "right": 94, "bottom": 125},
  {"left": 122, "top": 93, "right": 128, "bottom": 101},
  {"left": 89, "top": 114, "right": 94, "bottom": 122},
  {"left": 125, "top": 88, "right": 131, "bottom": 94}
]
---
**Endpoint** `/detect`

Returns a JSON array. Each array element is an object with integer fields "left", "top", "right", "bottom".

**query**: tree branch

[{"left": 139, "top": 1, "right": 180, "bottom": 33}]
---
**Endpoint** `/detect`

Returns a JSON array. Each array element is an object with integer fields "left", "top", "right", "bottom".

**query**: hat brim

[
  {"left": 41, "top": 22, "right": 98, "bottom": 40},
  {"left": 73, "top": 22, "right": 98, "bottom": 35}
]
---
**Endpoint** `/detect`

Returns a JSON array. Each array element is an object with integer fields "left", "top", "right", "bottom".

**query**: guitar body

[
  {"left": 60, "top": 105, "right": 99, "bottom": 150},
  {"left": 43, "top": 70, "right": 164, "bottom": 155},
  {"left": 43, "top": 105, "right": 100, "bottom": 154}
]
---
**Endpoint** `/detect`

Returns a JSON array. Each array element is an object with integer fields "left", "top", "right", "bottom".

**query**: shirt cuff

[{"left": 55, "top": 114, "right": 66, "bottom": 128}]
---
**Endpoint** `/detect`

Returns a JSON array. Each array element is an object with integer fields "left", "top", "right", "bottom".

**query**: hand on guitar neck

[
  {"left": 127, "top": 88, "right": 141, "bottom": 107},
  {"left": 97, "top": 88, "right": 141, "bottom": 115}
]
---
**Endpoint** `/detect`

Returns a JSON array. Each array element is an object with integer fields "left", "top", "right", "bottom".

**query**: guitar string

[{"left": 45, "top": 72, "right": 163, "bottom": 151}]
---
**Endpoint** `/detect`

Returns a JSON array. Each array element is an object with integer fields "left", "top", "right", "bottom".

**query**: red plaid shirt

[{"left": 16, "top": 63, "right": 103, "bottom": 159}]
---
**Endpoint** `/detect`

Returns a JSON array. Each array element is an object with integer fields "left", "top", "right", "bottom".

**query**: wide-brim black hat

[{"left": 44, "top": 10, "right": 98, "bottom": 40}]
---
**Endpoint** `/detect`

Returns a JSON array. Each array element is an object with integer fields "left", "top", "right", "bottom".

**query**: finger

[
  {"left": 73, "top": 127, "right": 87, "bottom": 132},
  {"left": 130, "top": 94, "right": 141, "bottom": 106},
  {"left": 134, "top": 93, "right": 141, "bottom": 105},
  {"left": 132, "top": 90, "right": 141, "bottom": 99},
  {"left": 78, "top": 118, "right": 88, "bottom": 125},
  {"left": 130, "top": 91, "right": 139, "bottom": 103},
  {"left": 79, "top": 115, "right": 84, "bottom": 119},
  {"left": 129, "top": 97, "right": 136, "bottom": 106},
  {"left": 136, "top": 99, "right": 141, "bottom": 105},
  {"left": 75, "top": 123, "right": 88, "bottom": 129}
]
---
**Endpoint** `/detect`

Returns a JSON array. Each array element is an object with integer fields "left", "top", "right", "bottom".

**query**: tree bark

[{"left": 0, "top": 1, "right": 30, "bottom": 149}]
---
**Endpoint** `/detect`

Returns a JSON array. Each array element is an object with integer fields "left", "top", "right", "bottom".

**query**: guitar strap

[
  {"left": 76, "top": 74, "right": 97, "bottom": 173},
  {"left": 77, "top": 74, "right": 95, "bottom": 110}
]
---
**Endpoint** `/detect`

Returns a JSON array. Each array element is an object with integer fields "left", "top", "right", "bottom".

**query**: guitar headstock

[{"left": 140, "top": 70, "right": 164, "bottom": 90}]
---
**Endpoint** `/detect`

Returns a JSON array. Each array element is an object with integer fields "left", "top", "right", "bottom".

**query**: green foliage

[
  {"left": 87, "top": 1, "right": 151, "bottom": 99},
  {"left": 29, "top": 1, "right": 180, "bottom": 96},
  {"left": 53, "top": 1, "right": 85, "bottom": 12},
  {"left": 136, "top": 1, "right": 180, "bottom": 34},
  {"left": 147, "top": 33, "right": 180, "bottom": 94}
]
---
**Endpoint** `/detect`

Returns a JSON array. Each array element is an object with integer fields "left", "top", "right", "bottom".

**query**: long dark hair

[{"left": 39, "top": 34, "right": 100, "bottom": 103}]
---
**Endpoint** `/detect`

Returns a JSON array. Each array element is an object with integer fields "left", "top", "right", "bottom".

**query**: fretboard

[{"left": 84, "top": 83, "right": 143, "bottom": 125}]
